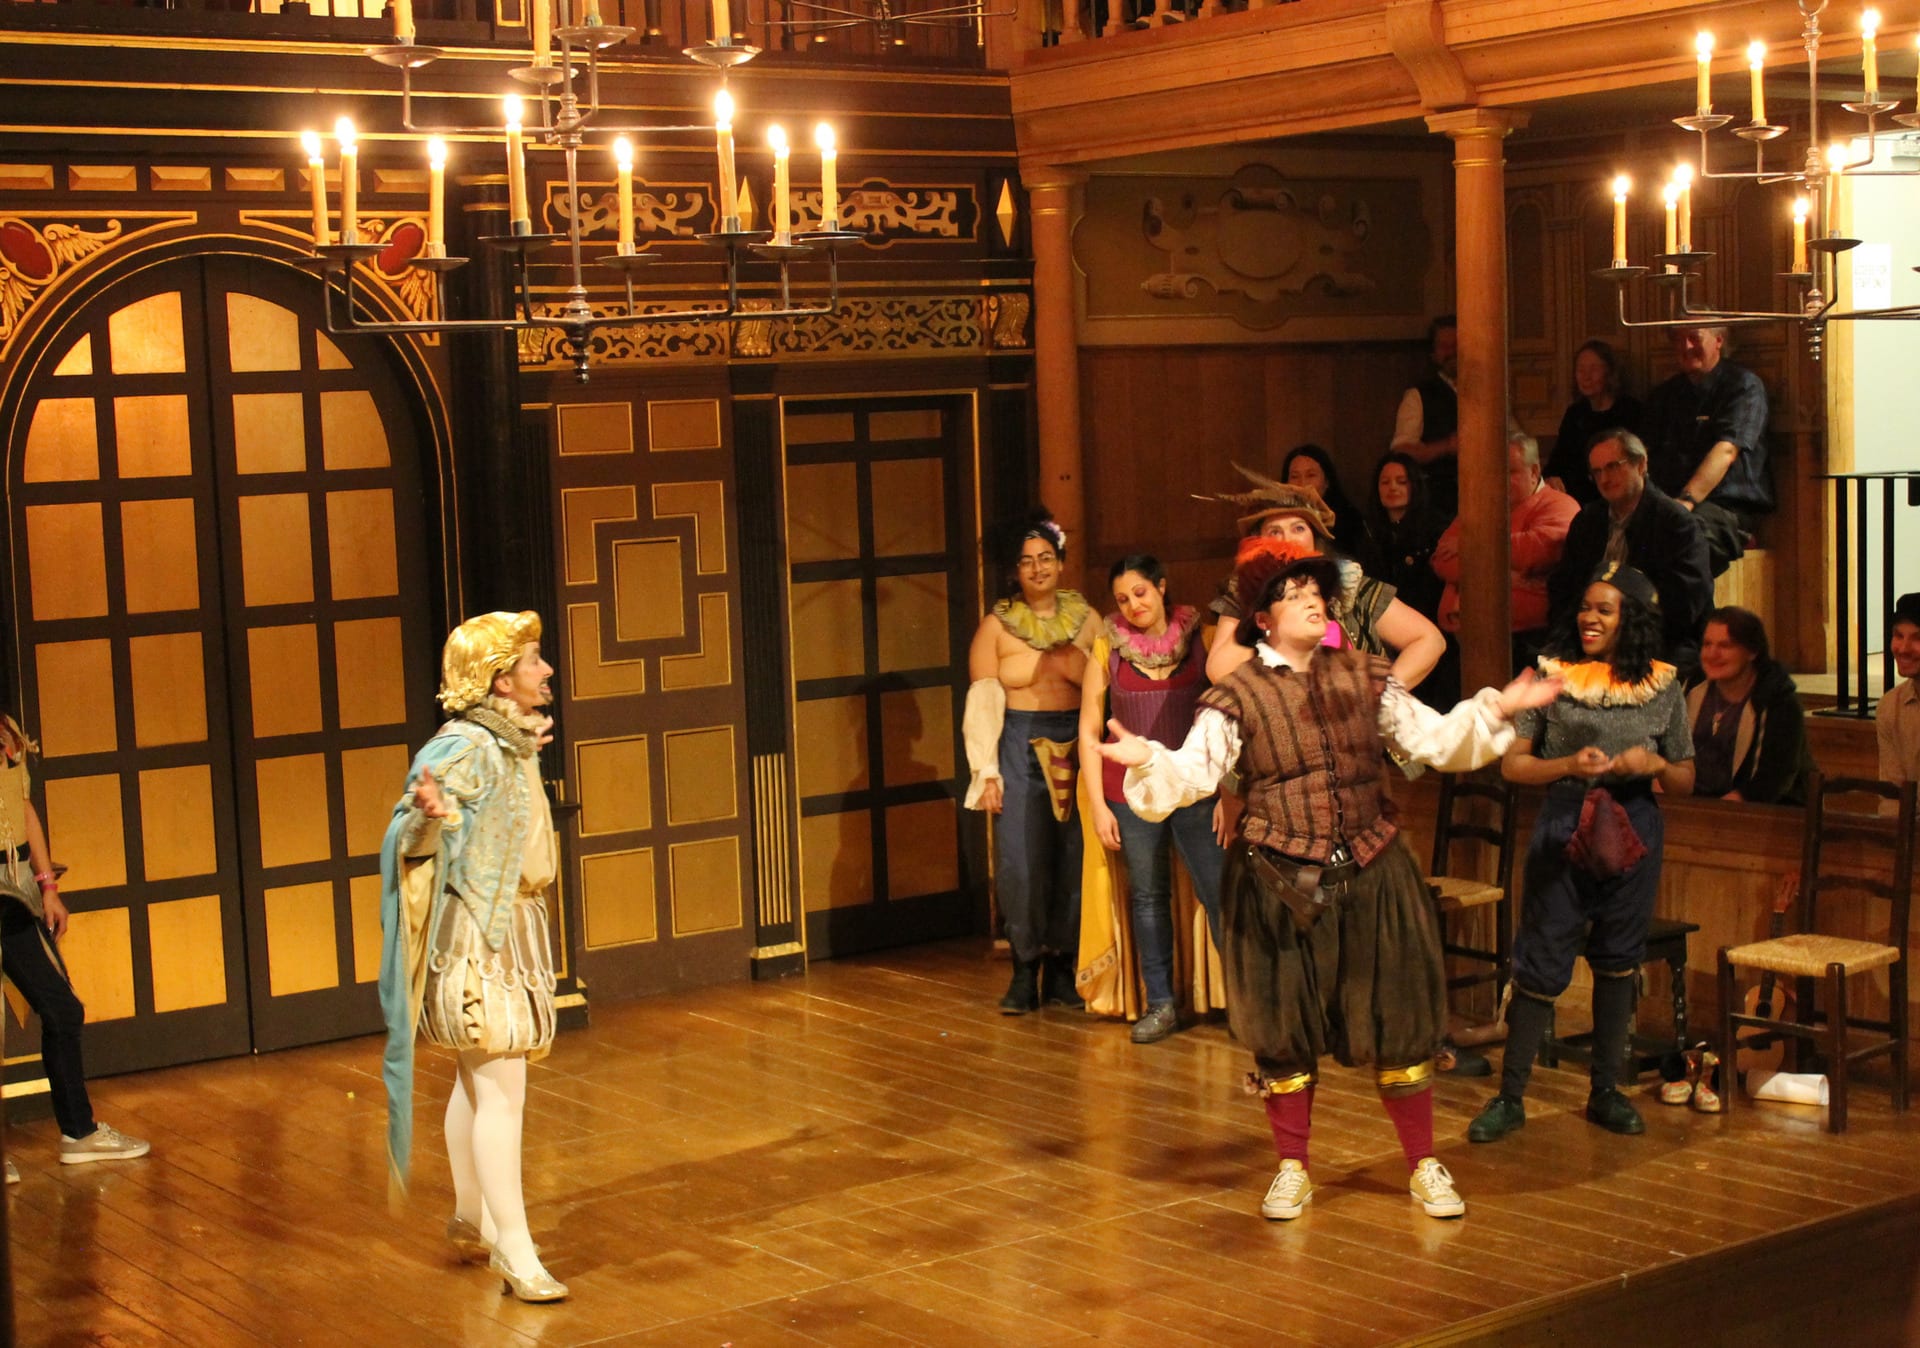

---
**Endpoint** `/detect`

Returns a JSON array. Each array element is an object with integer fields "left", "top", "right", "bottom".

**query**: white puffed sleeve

[
  {"left": 1379, "top": 679, "right": 1516, "bottom": 777},
  {"left": 1119, "top": 707, "right": 1243, "bottom": 823},
  {"left": 962, "top": 678, "right": 1007, "bottom": 810}
]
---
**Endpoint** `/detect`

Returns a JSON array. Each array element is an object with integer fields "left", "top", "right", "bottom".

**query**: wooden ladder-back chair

[
  {"left": 1717, "top": 774, "right": 1917, "bottom": 1132},
  {"left": 1428, "top": 770, "right": 1519, "bottom": 1006}
]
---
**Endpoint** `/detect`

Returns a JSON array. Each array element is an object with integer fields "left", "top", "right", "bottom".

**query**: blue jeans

[
  {"left": 1111, "top": 796, "right": 1225, "bottom": 1006},
  {"left": 996, "top": 710, "right": 1083, "bottom": 963},
  {"left": 1, "top": 897, "right": 94, "bottom": 1140}
]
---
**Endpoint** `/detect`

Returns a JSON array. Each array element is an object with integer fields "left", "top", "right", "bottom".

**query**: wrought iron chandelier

[
  {"left": 776, "top": 0, "right": 1010, "bottom": 48},
  {"left": 301, "top": 4, "right": 864, "bottom": 381},
  {"left": 1598, "top": 0, "right": 1920, "bottom": 358}
]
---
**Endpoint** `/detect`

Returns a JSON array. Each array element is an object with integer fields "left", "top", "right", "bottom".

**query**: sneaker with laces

[
  {"left": 59, "top": 1123, "right": 151, "bottom": 1165},
  {"left": 4, "top": 1158, "right": 18, "bottom": 1185},
  {"left": 1259, "top": 1160, "right": 1312, "bottom": 1220},
  {"left": 1130, "top": 1002, "right": 1180, "bottom": 1044},
  {"left": 1409, "top": 1157, "right": 1466, "bottom": 1218}
]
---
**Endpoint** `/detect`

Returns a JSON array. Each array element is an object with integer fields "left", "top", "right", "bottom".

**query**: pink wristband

[{"left": 34, "top": 871, "right": 57, "bottom": 888}]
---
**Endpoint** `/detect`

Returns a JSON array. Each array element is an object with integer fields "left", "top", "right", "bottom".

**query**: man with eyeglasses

[
  {"left": 1641, "top": 325, "right": 1772, "bottom": 577},
  {"left": 1547, "top": 429, "right": 1713, "bottom": 673}
]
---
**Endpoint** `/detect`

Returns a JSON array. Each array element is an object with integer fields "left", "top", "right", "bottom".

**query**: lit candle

[
  {"left": 392, "top": 0, "right": 415, "bottom": 42},
  {"left": 302, "top": 130, "right": 331, "bottom": 248},
  {"left": 1914, "top": 32, "right": 1920, "bottom": 104},
  {"left": 1611, "top": 174, "right": 1630, "bottom": 265},
  {"left": 335, "top": 116, "right": 358, "bottom": 244},
  {"left": 815, "top": 123, "right": 837, "bottom": 230},
  {"left": 1748, "top": 40, "right": 1767, "bottom": 124},
  {"left": 1662, "top": 182, "right": 1679, "bottom": 269},
  {"left": 614, "top": 137, "right": 634, "bottom": 253},
  {"left": 1863, "top": 9, "right": 1880, "bottom": 100},
  {"left": 505, "top": 96, "right": 530, "bottom": 231},
  {"left": 714, "top": 90, "right": 738, "bottom": 226},
  {"left": 712, "top": 0, "right": 731, "bottom": 40},
  {"left": 1827, "top": 142, "right": 1849, "bottom": 236},
  {"left": 1674, "top": 162, "right": 1694, "bottom": 252},
  {"left": 1696, "top": 32, "right": 1715, "bottom": 116},
  {"left": 427, "top": 137, "right": 446, "bottom": 256},
  {"left": 533, "top": 0, "right": 552, "bottom": 67},
  {"left": 768, "top": 123, "right": 790, "bottom": 241},
  {"left": 585, "top": 0, "right": 601, "bottom": 21},
  {"left": 1792, "top": 196, "right": 1809, "bottom": 273}
]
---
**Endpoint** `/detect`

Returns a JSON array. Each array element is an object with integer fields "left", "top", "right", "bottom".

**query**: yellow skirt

[{"left": 420, "top": 892, "right": 557, "bottom": 1060}]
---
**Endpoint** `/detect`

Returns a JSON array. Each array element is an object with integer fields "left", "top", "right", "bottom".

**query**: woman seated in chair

[
  {"left": 1470, "top": 563, "right": 1695, "bottom": 1144},
  {"left": 1685, "top": 606, "right": 1814, "bottom": 806}
]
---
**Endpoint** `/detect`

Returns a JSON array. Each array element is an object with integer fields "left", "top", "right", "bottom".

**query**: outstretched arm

[
  {"left": 1380, "top": 670, "right": 1563, "bottom": 776},
  {"left": 1101, "top": 707, "right": 1242, "bottom": 823}
]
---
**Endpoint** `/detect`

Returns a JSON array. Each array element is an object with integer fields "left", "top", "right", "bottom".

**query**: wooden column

[
  {"left": 1428, "top": 107, "right": 1527, "bottom": 694},
  {"left": 1027, "top": 167, "right": 1088, "bottom": 587}
]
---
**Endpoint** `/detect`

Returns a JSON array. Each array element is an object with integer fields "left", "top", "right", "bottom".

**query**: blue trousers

[
  {"left": 1110, "top": 796, "right": 1225, "bottom": 1005},
  {"left": 1, "top": 898, "right": 94, "bottom": 1140},
  {"left": 996, "top": 709, "right": 1083, "bottom": 963},
  {"left": 1512, "top": 785, "right": 1665, "bottom": 998}
]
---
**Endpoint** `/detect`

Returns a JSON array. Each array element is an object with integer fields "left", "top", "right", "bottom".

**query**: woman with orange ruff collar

[{"left": 1100, "top": 538, "right": 1560, "bottom": 1222}]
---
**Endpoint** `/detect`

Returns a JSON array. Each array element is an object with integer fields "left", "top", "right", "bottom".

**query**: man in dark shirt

[
  {"left": 1641, "top": 325, "right": 1772, "bottom": 576},
  {"left": 1390, "top": 315, "right": 1460, "bottom": 517},
  {"left": 1548, "top": 430, "right": 1713, "bottom": 675}
]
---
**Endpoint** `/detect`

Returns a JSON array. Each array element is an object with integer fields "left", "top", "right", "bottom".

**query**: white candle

[
  {"left": 1674, "top": 162, "right": 1694, "bottom": 252},
  {"left": 1914, "top": 32, "right": 1920, "bottom": 104},
  {"left": 815, "top": 123, "right": 837, "bottom": 230},
  {"left": 1863, "top": 9, "right": 1880, "bottom": 100},
  {"left": 392, "top": 0, "right": 415, "bottom": 42},
  {"left": 302, "top": 131, "right": 330, "bottom": 248},
  {"left": 1827, "top": 142, "right": 1849, "bottom": 237},
  {"left": 768, "top": 124, "right": 790, "bottom": 240},
  {"left": 1696, "top": 32, "right": 1715, "bottom": 116},
  {"left": 533, "top": 0, "right": 552, "bottom": 67},
  {"left": 714, "top": 90, "right": 738, "bottom": 225},
  {"left": 505, "top": 97, "right": 529, "bottom": 229},
  {"left": 427, "top": 138, "right": 446, "bottom": 255},
  {"left": 1662, "top": 182, "right": 1679, "bottom": 269},
  {"left": 712, "top": 0, "right": 730, "bottom": 40},
  {"left": 614, "top": 137, "right": 634, "bottom": 252},
  {"left": 1749, "top": 40, "right": 1767, "bottom": 124},
  {"left": 1792, "top": 196, "right": 1809, "bottom": 273},
  {"left": 1611, "top": 174, "right": 1629, "bottom": 265},
  {"left": 335, "top": 116, "right": 358, "bottom": 244}
]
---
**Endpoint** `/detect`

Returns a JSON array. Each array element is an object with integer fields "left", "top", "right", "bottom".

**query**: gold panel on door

[
  {"left": 147, "top": 895, "right": 228, "bottom": 1013},
  {"left": 555, "top": 402, "right": 634, "bottom": 456},
  {"left": 868, "top": 409, "right": 945, "bottom": 442},
  {"left": 669, "top": 837, "right": 742, "bottom": 935},
  {"left": 334, "top": 617, "right": 409, "bottom": 729},
  {"left": 612, "top": 538, "right": 685, "bottom": 642},
  {"left": 784, "top": 411, "right": 854, "bottom": 445},
  {"left": 788, "top": 580, "right": 864, "bottom": 681},
  {"left": 880, "top": 685, "right": 955, "bottom": 784},
  {"left": 320, "top": 389, "right": 391, "bottom": 470},
  {"left": 794, "top": 695, "right": 868, "bottom": 797},
  {"left": 785, "top": 462, "right": 861, "bottom": 563},
  {"left": 52, "top": 334, "right": 92, "bottom": 377},
  {"left": 800, "top": 810, "right": 873, "bottom": 912},
  {"left": 128, "top": 632, "right": 209, "bottom": 747},
  {"left": 255, "top": 754, "right": 333, "bottom": 868},
  {"left": 874, "top": 573, "right": 950, "bottom": 673},
  {"left": 22, "top": 397, "right": 99, "bottom": 482},
  {"left": 263, "top": 881, "right": 340, "bottom": 996},
  {"left": 576, "top": 736, "right": 651, "bottom": 836},
  {"left": 247, "top": 624, "right": 323, "bottom": 738},
  {"left": 659, "top": 594, "right": 731, "bottom": 691},
  {"left": 138, "top": 765, "right": 219, "bottom": 880},
  {"left": 113, "top": 395, "right": 193, "bottom": 478},
  {"left": 885, "top": 799, "right": 960, "bottom": 900},
  {"left": 33, "top": 639, "right": 118, "bottom": 758},
  {"left": 325, "top": 489, "right": 399, "bottom": 600},
  {"left": 232, "top": 391, "right": 308, "bottom": 475},
  {"left": 348, "top": 873, "right": 383, "bottom": 982},
  {"left": 238, "top": 494, "right": 316, "bottom": 607},
  {"left": 582, "top": 848, "right": 657, "bottom": 948},
  {"left": 663, "top": 726, "right": 737, "bottom": 825},
  {"left": 120, "top": 498, "right": 202, "bottom": 614},
  {"left": 340, "top": 744, "right": 409, "bottom": 856},
  {"left": 225, "top": 293, "right": 303, "bottom": 373},
  {"left": 60, "top": 907, "right": 138, "bottom": 1021},
  {"left": 25, "top": 502, "right": 109, "bottom": 621},
  {"left": 646, "top": 398, "right": 722, "bottom": 452},
  {"left": 870, "top": 459, "right": 945, "bottom": 557},
  {"left": 108, "top": 292, "right": 186, "bottom": 375},
  {"left": 42, "top": 775, "right": 127, "bottom": 891}
]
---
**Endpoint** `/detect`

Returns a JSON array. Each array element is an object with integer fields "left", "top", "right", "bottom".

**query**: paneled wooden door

[
  {"left": 783, "top": 394, "right": 979, "bottom": 958},
  {"left": 8, "top": 255, "right": 438, "bottom": 1071}
]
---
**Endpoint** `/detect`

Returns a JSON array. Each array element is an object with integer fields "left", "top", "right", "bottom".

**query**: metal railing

[{"left": 1825, "top": 468, "right": 1920, "bottom": 717}]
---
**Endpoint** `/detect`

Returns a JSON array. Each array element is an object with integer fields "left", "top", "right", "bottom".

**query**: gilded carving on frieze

[
  {"left": 546, "top": 180, "right": 975, "bottom": 245},
  {"left": 547, "top": 183, "right": 709, "bottom": 240},
  {"left": 0, "top": 217, "right": 124, "bottom": 344},
  {"left": 733, "top": 299, "right": 775, "bottom": 359},
  {"left": 770, "top": 297, "right": 983, "bottom": 354},
  {"left": 517, "top": 302, "right": 731, "bottom": 365},
  {"left": 1141, "top": 187, "right": 1373, "bottom": 304},
  {"left": 987, "top": 291, "right": 1030, "bottom": 349}
]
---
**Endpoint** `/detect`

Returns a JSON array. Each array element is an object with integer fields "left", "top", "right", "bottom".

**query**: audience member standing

[
  {"left": 1549, "top": 430, "right": 1712, "bottom": 675},
  {"left": 1641, "top": 325, "right": 1772, "bottom": 576},
  {"left": 1877, "top": 593, "right": 1920, "bottom": 807},
  {"left": 1434, "top": 431, "right": 1579, "bottom": 674},
  {"left": 1546, "top": 340, "right": 1644, "bottom": 507},
  {"left": 1390, "top": 316, "right": 1461, "bottom": 517}
]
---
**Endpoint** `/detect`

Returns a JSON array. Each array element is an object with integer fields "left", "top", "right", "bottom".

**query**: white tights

[{"left": 444, "top": 1050, "right": 542, "bottom": 1273}]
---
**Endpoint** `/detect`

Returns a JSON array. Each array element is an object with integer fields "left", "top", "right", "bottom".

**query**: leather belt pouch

[{"left": 1246, "top": 845, "right": 1355, "bottom": 933}]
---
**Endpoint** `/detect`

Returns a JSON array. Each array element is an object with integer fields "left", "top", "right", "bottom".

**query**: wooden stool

[{"left": 1542, "top": 917, "right": 1702, "bottom": 1077}]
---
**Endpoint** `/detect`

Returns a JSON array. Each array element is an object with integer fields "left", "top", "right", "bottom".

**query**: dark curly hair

[
  {"left": 1540, "top": 577, "right": 1667, "bottom": 683},
  {"left": 988, "top": 506, "right": 1066, "bottom": 598}
]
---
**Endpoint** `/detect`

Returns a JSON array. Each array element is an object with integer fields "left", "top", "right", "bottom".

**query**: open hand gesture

[
  {"left": 535, "top": 714, "right": 555, "bottom": 749},
  {"left": 1494, "top": 669, "right": 1562, "bottom": 720},
  {"left": 414, "top": 766, "right": 451, "bottom": 819},
  {"left": 1096, "top": 718, "right": 1153, "bottom": 769}
]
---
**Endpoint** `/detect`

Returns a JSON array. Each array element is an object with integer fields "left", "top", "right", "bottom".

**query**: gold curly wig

[{"left": 437, "top": 610, "right": 543, "bottom": 713}]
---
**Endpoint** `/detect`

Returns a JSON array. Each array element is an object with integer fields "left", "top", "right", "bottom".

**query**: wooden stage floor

[{"left": 10, "top": 939, "right": 1920, "bottom": 1347}]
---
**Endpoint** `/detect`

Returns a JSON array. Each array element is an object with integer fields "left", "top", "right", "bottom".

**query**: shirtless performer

[{"left": 964, "top": 511, "right": 1100, "bottom": 1013}]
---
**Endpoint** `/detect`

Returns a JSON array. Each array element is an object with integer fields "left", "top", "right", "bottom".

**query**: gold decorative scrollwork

[
  {"left": 356, "top": 215, "right": 439, "bottom": 323},
  {"left": 733, "top": 298, "right": 775, "bottom": 360},
  {"left": 548, "top": 183, "right": 710, "bottom": 241},
  {"left": 0, "top": 217, "right": 124, "bottom": 344},
  {"left": 769, "top": 297, "right": 985, "bottom": 354},
  {"left": 517, "top": 301, "right": 732, "bottom": 366},
  {"left": 792, "top": 185, "right": 975, "bottom": 242}
]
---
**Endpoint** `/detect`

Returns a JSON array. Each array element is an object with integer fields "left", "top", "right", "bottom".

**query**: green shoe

[
  {"left": 1467, "top": 1094, "right": 1527, "bottom": 1143},
  {"left": 1585, "top": 1088, "right": 1646, "bottom": 1135}
]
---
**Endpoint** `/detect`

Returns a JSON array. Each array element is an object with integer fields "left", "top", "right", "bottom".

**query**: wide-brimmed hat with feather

[
  {"left": 1194, "top": 462, "right": 1338, "bottom": 539},
  {"left": 1231, "top": 535, "right": 1347, "bottom": 648}
]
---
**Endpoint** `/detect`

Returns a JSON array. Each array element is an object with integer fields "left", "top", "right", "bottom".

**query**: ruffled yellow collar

[
  {"left": 994, "top": 590, "right": 1090, "bottom": 652},
  {"left": 1538, "top": 657, "right": 1677, "bottom": 707}
]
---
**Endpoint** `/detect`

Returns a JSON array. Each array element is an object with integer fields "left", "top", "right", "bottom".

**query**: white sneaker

[
  {"left": 1409, "top": 1157, "right": 1466, "bottom": 1218},
  {"left": 4, "top": 1158, "right": 18, "bottom": 1185},
  {"left": 59, "top": 1123, "right": 150, "bottom": 1165},
  {"left": 1260, "top": 1160, "right": 1312, "bottom": 1220}
]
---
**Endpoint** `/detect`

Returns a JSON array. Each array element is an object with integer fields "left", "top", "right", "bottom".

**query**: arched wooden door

[{"left": 7, "top": 254, "right": 439, "bottom": 1072}]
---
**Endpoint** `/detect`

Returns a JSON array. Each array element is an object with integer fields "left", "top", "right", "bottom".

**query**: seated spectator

[
  {"left": 1548, "top": 430, "right": 1712, "bottom": 676},
  {"left": 1281, "top": 443, "right": 1365, "bottom": 557},
  {"left": 1357, "top": 451, "right": 1445, "bottom": 623},
  {"left": 1641, "top": 325, "right": 1773, "bottom": 577},
  {"left": 1877, "top": 592, "right": 1920, "bottom": 809},
  {"left": 1546, "top": 339, "right": 1643, "bottom": 508},
  {"left": 1434, "top": 430, "right": 1580, "bottom": 672},
  {"left": 1685, "top": 607, "right": 1814, "bottom": 805},
  {"left": 1390, "top": 315, "right": 1461, "bottom": 518}
]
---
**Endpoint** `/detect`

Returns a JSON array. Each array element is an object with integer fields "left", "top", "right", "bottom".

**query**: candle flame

[
  {"left": 768, "top": 123, "right": 788, "bottom": 153},
  {"left": 301, "top": 130, "right": 323, "bottom": 161},
  {"left": 614, "top": 136, "right": 633, "bottom": 169},
  {"left": 1863, "top": 8, "right": 1879, "bottom": 37},
  {"left": 1793, "top": 196, "right": 1810, "bottom": 221},
  {"left": 814, "top": 123, "right": 835, "bottom": 152},
  {"left": 1673, "top": 162, "right": 1695, "bottom": 187},
  {"left": 1662, "top": 182, "right": 1681, "bottom": 205},
  {"left": 1696, "top": 31, "right": 1714, "bottom": 56},
  {"left": 714, "top": 89, "right": 735, "bottom": 128},
  {"left": 428, "top": 137, "right": 447, "bottom": 170},
  {"left": 504, "top": 95, "right": 523, "bottom": 130},
  {"left": 334, "top": 116, "right": 356, "bottom": 150},
  {"left": 1747, "top": 39, "right": 1766, "bottom": 67},
  {"left": 1611, "top": 174, "right": 1631, "bottom": 197},
  {"left": 1830, "top": 141, "right": 1850, "bottom": 169}
]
